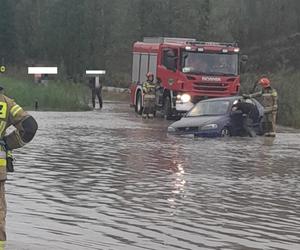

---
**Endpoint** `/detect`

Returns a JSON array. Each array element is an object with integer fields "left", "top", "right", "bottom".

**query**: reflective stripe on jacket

[
  {"left": 142, "top": 81, "right": 156, "bottom": 95},
  {"left": 250, "top": 87, "right": 278, "bottom": 113}
]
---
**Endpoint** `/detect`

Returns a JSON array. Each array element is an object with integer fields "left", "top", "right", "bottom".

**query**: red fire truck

[{"left": 130, "top": 37, "right": 245, "bottom": 119}]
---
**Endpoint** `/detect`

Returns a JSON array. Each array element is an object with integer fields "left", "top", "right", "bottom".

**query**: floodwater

[{"left": 4, "top": 102, "right": 300, "bottom": 250}]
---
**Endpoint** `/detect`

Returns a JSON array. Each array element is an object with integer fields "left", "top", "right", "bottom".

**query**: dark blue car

[{"left": 167, "top": 96, "right": 264, "bottom": 137}]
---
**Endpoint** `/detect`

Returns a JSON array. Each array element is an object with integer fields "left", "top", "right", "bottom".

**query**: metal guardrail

[{"left": 102, "top": 86, "right": 130, "bottom": 93}]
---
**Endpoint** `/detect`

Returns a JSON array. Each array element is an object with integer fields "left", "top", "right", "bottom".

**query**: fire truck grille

[{"left": 193, "top": 82, "right": 229, "bottom": 92}]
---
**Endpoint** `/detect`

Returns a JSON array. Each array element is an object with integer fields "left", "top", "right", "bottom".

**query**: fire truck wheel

[
  {"left": 163, "top": 95, "right": 172, "bottom": 120},
  {"left": 135, "top": 91, "right": 143, "bottom": 115}
]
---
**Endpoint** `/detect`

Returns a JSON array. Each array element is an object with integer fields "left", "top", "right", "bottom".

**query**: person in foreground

[{"left": 0, "top": 85, "right": 38, "bottom": 244}]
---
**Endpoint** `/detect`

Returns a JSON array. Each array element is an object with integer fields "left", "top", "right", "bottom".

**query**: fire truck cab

[{"left": 130, "top": 37, "right": 242, "bottom": 119}]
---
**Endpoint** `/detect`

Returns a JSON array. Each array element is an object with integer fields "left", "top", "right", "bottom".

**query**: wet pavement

[{"left": 4, "top": 102, "right": 300, "bottom": 250}]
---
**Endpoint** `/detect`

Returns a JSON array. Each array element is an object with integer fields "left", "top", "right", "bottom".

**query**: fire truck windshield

[{"left": 181, "top": 51, "right": 238, "bottom": 76}]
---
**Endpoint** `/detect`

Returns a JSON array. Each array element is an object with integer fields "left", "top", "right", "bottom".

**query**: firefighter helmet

[
  {"left": 146, "top": 72, "right": 154, "bottom": 79},
  {"left": 259, "top": 77, "right": 270, "bottom": 88}
]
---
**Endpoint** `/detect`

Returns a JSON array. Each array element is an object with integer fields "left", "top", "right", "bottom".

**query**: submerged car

[{"left": 167, "top": 96, "right": 264, "bottom": 137}]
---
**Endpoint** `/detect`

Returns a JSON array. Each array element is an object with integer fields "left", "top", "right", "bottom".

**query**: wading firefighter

[
  {"left": 142, "top": 72, "right": 156, "bottom": 118},
  {"left": 244, "top": 77, "right": 278, "bottom": 137}
]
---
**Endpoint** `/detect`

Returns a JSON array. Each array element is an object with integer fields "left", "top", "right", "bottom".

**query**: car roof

[{"left": 197, "top": 96, "right": 264, "bottom": 112}]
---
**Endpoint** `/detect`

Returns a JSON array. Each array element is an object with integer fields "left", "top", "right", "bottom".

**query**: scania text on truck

[{"left": 130, "top": 37, "right": 246, "bottom": 119}]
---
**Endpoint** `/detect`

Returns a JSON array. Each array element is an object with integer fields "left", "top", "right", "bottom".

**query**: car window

[
  {"left": 188, "top": 100, "right": 230, "bottom": 117},
  {"left": 162, "top": 48, "right": 178, "bottom": 71}
]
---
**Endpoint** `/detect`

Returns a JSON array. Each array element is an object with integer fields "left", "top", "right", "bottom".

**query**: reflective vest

[
  {"left": 142, "top": 81, "right": 156, "bottom": 95},
  {"left": 261, "top": 88, "right": 278, "bottom": 113}
]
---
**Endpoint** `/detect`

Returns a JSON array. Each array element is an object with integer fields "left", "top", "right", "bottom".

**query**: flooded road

[{"left": 5, "top": 102, "right": 300, "bottom": 250}]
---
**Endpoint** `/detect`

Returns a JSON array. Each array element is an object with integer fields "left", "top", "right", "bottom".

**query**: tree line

[{"left": 0, "top": 0, "right": 300, "bottom": 86}]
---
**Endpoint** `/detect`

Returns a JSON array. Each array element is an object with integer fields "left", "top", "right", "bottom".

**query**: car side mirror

[{"left": 241, "top": 55, "right": 248, "bottom": 62}]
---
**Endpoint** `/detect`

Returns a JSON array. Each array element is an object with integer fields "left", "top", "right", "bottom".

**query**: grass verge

[{"left": 0, "top": 76, "right": 90, "bottom": 111}]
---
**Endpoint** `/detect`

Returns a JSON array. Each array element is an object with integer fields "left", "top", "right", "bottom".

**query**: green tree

[{"left": 0, "top": 0, "right": 16, "bottom": 63}]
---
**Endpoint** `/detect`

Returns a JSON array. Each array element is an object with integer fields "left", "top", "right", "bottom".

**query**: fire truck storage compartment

[{"left": 132, "top": 52, "right": 157, "bottom": 85}]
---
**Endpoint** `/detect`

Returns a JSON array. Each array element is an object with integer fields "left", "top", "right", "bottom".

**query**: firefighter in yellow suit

[
  {"left": 0, "top": 86, "right": 38, "bottom": 244},
  {"left": 243, "top": 77, "right": 278, "bottom": 137},
  {"left": 142, "top": 72, "right": 156, "bottom": 118}
]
